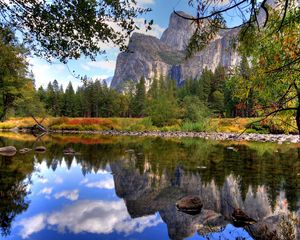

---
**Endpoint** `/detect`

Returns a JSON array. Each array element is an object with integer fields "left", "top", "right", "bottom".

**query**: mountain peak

[
  {"left": 160, "top": 11, "right": 196, "bottom": 51},
  {"left": 111, "top": 11, "right": 240, "bottom": 90}
]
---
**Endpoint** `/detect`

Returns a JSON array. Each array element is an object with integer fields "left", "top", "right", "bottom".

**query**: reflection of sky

[
  {"left": 5, "top": 159, "right": 253, "bottom": 240},
  {"left": 186, "top": 224, "right": 253, "bottom": 240}
]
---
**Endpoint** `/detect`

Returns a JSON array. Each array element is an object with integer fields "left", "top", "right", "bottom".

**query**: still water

[{"left": 0, "top": 132, "right": 299, "bottom": 240}]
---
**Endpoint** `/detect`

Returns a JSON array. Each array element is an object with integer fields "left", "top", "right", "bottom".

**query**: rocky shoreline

[
  {"left": 2, "top": 128, "right": 300, "bottom": 143},
  {"left": 45, "top": 130, "right": 300, "bottom": 144}
]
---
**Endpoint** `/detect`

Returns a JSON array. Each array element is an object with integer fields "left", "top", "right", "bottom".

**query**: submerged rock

[
  {"left": 19, "top": 148, "right": 32, "bottom": 154},
  {"left": 176, "top": 195, "right": 203, "bottom": 215},
  {"left": 231, "top": 208, "right": 257, "bottom": 227},
  {"left": 0, "top": 146, "right": 17, "bottom": 156},
  {"left": 63, "top": 147, "right": 76, "bottom": 155},
  {"left": 35, "top": 146, "right": 46, "bottom": 152}
]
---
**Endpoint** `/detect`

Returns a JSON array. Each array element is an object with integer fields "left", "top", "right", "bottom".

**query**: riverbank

[
  {"left": 5, "top": 129, "right": 298, "bottom": 144},
  {"left": 0, "top": 117, "right": 299, "bottom": 143},
  {"left": 54, "top": 130, "right": 300, "bottom": 143}
]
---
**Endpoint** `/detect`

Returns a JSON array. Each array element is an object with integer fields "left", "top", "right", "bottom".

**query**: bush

[
  {"left": 181, "top": 121, "right": 208, "bottom": 132},
  {"left": 245, "top": 121, "right": 270, "bottom": 134},
  {"left": 181, "top": 96, "right": 211, "bottom": 123},
  {"left": 160, "top": 125, "right": 181, "bottom": 132},
  {"left": 48, "top": 117, "right": 69, "bottom": 127},
  {"left": 139, "top": 117, "right": 153, "bottom": 127},
  {"left": 148, "top": 96, "right": 180, "bottom": 127}
]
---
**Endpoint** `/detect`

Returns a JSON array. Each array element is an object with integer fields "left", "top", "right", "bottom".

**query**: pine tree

[
  {"left": 131, "top": 77, "right": 146, "bottom": 117},
  {"left": 0, "top": 27, "right": 33, "bottom": 120},
  {"left": 62, "top": 82, "right": 75, "bottom": 117}
]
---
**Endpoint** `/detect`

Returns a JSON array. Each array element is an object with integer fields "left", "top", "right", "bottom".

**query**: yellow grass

[
  {"left": 209, "top": 118, "right": 255, "bottom": 133},
  {"left": 0, "top": 116, "right": 297, "bottom": 134}
]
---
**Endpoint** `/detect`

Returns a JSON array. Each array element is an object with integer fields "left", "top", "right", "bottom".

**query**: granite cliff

[{"left": 111, "top": 11, "right": 240, "bottom": 90}]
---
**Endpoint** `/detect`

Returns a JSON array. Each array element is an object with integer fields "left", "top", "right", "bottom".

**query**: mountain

[{"left": 110, "top": 11, "right": 240, "bottom": 90}]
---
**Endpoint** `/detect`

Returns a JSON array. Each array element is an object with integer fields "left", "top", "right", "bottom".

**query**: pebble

[
  {"left": 33, "top": 129, "right": 300, "bottom": 143},
  {"left": 19, "top": 148, "right": 32, "bottom": 154}
]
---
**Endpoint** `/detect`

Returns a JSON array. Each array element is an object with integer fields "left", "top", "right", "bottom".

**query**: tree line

[{"left": 34, "top": 62, "right": 256, "bottom": 126}]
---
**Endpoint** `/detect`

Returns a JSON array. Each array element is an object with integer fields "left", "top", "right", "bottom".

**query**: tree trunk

[
  {"left": 296, "top": 102, "right": 300, "bottom": 135},
  {"left": 294, "top": 82, "right": 300, "bottom": 135},
  {"left": 31, "top": 115, "right": 48, "bottom": 132},
  {"left": 0, "top": 105, "right": 8, "bottom": 122}
]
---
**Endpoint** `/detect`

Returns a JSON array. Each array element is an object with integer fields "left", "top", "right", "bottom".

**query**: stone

[
  {"left": 196, "top": 166, "right": 207, "bottom": 169},
  {"left": 35, "top": 146, "right": 46, "bottom": 152},
  {"left": 63, "top": 147, "right": 76, "bottom": 155},
  {"left": 125, "top": 149, "right": 135, "bottom": 153},
  {"left": 176, "top": 195, "right": 203, "bottom": 215},
  {"left": 0, "top": 146, "right": 17, "bottom": 156},
  {"left": 19, "top": 148, "right": 32, "bottom": 154},
  {"left": 231, "top": 208, "right": 257, "bottom": 227}
]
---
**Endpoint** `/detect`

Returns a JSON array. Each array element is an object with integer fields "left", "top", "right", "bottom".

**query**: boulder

[
  {"left": 231, "top": 208, "right": 257, "bottom": 227},
  {"left": 35, "top": 146, "right": 46, "bottom": 152},
  {"left": 176, "top": 195, "right": 203, "bottom": 215},
  {"left": 0, "top": 146, "right": 17, "bottom": 156}
]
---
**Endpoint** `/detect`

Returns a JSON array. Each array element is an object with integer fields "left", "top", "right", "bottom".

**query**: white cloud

[
  {"left": 28, "top": 58, "right": 82, "bottom": 90},
  {"left": 136, "top": 0, "right": 155, "bottom": 7},
  {"left": 38, "top": 177, "right": 48, "bottom": 184},
  {"left": 85, "top": 179, "right": 115, "bottom": 190},
  {"left": 54, "top": 176, "right": 63, "bottom": 184},
  {"left": 39, "top": 187, "right": 53, "bottom": 195},
  {"left": 82, "top": 60, "right": 116, "bottom": 72},
  {"left": 17, "top": 199, "right": 162, "bottom": 238},
  {"left": 79, "top": 178, "right": 89, "bottom": 185},
  {"left": 54, "top": 189, "right": 79, "bottom": 201},
  {"left": 18, "top": 214, "right": 47, "bottom": 239},
  {"left": 91, "top": 75, "right": 110, "bottom": 81},
  {"left": 133, "top": 18, "right": 165, "bottom": 39}
]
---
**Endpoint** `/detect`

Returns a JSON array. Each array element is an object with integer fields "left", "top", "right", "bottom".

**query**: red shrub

[{"left": 67, "top": 118, "right": 113, "bottom": 126}]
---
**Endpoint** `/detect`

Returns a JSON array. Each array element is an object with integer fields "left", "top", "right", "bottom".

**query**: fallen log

[{"left": 30, "top": 115, "right": 48, "bottom": 132}]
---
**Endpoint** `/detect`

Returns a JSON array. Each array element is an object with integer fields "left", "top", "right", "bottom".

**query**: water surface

[{"left": 0, "top": 132, "right": 299, "bottom": 240}]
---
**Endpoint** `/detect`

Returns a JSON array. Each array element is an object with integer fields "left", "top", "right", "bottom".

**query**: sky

[{"left": 29, "top": 0, "right": 243, "bottom": 90}]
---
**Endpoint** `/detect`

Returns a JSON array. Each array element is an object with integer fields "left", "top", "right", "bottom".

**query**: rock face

[
  {"left": 160, "top": 11, "right": 196, "bottom": 51},
  {"left": 111, "top": 11, "right": 240, "bottom": 90}
]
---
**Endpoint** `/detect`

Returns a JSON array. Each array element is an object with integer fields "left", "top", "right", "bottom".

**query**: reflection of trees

[
  {"left": 0, "top": 156, "right": 33, "bottom": 236},
  {"left": 3, "top": 133, "right": 300, "bottom": 210},
  {"left": 0, "top": 133, "right": 300, "bottom": 238}
]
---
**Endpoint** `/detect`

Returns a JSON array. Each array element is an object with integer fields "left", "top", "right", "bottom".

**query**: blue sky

[{"left": 29, "top": 0, "right": 243, "bottom": 90}]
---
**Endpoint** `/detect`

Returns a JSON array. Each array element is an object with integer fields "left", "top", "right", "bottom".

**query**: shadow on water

[{"left": 0, "top": 132, "right": 299, "bottom": 239}]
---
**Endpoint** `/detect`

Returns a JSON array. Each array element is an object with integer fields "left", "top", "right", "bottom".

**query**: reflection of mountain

[
  {"left": 111, "top": 159, "right": 300, "bottom": 239},
  {"left": 1, "top": 133, "right": 300, "bottom": 239}
]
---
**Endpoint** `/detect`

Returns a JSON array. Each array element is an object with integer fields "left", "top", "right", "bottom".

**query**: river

[{"left": 0, "top": 132, "right": 299, "bottom": 240}]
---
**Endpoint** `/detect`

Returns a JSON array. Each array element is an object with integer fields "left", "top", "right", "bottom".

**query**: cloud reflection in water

[{"left": 17, "top": 199, "right": 162, "bottom": 239}]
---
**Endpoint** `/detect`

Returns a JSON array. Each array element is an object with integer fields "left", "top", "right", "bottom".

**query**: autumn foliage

[{"left": 67, "top": 118, "right": 113, "bottom": 126}]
